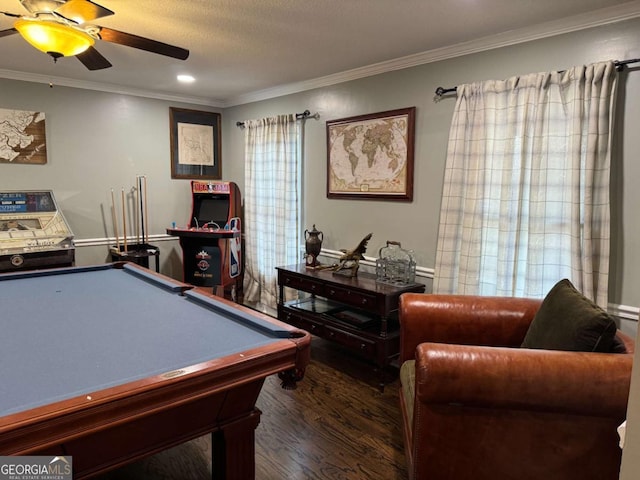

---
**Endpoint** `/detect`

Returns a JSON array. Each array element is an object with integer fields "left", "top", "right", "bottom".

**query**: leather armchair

[{"left": 398, "top": 293, "right": 635, "bottom": 480}]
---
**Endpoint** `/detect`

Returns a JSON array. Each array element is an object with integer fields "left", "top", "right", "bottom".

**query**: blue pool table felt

[{"left": 0, "top": 265, "right": 290, "bottom": 417}]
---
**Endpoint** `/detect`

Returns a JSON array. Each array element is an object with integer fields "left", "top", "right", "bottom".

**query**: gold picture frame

[
  {"left": 326, "top": 107, "right": 415, "bottom": 201},
  {"left": 170, "top": 107, "right": 221, "bottom": 179}
]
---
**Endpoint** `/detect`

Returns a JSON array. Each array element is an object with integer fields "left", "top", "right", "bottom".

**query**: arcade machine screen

[{"left": 193, "top": 195, "right": 230, "bottom": 229}]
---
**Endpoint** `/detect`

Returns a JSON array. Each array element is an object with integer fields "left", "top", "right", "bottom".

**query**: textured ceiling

[{"left": 0, "top": 0, "right": 639, "bottom": 106}]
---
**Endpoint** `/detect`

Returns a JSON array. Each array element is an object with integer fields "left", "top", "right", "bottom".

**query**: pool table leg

[{"left": 212, "top": 408, "right": 261, "bottom": 479}]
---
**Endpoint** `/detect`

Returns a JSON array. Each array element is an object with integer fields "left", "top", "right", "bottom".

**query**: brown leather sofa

[{"left": 398, "top": 293, "right": 635, "bottom": 480}]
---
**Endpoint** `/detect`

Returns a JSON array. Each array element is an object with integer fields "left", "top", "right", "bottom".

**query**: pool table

[{"left": 0, "top": 262, "right": 310, "bottom": 479}]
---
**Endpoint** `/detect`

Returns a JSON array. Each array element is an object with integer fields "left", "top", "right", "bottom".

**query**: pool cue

[
  {"left": 121, "top": 188, "right": 128, "bottom": 253},
  {"left": 139, "top": 175, "right": 146, "bottom": 245},
  {"left": 111, "top": 189, "right": 120, "bottom": 251},
  {"left": 135, "top": 181, "right": 140, "bottom": 246},
  {"left": 143, "top": 176, "right": 149, "bottom": 244}
]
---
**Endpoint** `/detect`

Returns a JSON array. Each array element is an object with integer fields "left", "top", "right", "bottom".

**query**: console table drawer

[
  {"left": 325, "top": 325, "right": 376, "bottom": 357},
  {"left": 326, "top": 285, "right": 376, "bottom": 309},
  {"left": 281, "top": 274, "right": 324, "bottom": 295},
  {"left": 281, "top": 308, "right": 324, "bottom": 336}
]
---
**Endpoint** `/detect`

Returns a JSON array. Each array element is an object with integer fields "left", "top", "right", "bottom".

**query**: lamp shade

[{"left": 14, "top": 18, "right": 95, "bottom": 58}]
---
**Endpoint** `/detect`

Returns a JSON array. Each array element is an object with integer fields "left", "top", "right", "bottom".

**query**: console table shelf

[{"left": 276, "top": 264, "right": 425, "bottom": 388}]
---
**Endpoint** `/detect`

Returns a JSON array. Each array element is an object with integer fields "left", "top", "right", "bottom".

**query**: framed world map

[{"left": 326, "top": 107, "right": 415, "bottom": 201}]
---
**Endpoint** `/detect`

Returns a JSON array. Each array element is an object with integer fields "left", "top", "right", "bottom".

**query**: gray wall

[
  {"left": 0, "top": 81, "right": 221, "bottom": 278},
  {"left": 3, "top": 19, "right": 637, "bottom": 317}
]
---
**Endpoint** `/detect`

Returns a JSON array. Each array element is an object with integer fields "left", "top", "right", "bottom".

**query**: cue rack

[{"left": 109, "top": 175, "right": 160, "bottom": 272}]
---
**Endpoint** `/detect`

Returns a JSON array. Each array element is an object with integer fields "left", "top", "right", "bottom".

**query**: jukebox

[{"left": 0, "top": 190, "right": 75, "bottom": 272}]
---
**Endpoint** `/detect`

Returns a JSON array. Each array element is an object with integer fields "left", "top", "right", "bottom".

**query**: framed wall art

[
  {"left": 326, "top": 107, "right": 415, "bottom": 201},
  {"left": 0, "top": 108, "right": 47, "bottom": 165},
  {"left": 170, "top": 107, "right": 221, "bottom": 179}
]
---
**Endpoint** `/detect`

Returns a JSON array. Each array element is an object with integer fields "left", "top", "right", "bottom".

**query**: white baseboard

[{"left": 73, "top": 233, "right": 177, "bottom": 248}]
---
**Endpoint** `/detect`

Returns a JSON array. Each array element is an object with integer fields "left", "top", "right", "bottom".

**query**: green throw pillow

[{"left": 521, "top": 279, "right": 617, "bottom": 352}]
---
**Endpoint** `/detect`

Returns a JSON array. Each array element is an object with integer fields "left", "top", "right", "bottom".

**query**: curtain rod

[
  {"left": 433, "top": 58, "right": 640, "bottom": 101},
  {"left": 236, "top": 109, "right": 319, "bottom": 128}
]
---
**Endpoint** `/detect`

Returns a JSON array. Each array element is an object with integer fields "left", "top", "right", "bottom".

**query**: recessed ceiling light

[{"left": 177, "top": 74, "right": 195, "bottom": 83}]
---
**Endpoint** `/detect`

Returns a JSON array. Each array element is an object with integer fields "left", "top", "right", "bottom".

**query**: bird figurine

[{"left": 332, "top": 233, "right": 373, "bottom": 277}]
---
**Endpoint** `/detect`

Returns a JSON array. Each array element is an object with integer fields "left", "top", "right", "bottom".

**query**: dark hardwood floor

[
  {"left": 99, "top": 337, "right": 408, "bottom": 480},
  {"left": 255, "top": 338, "right": 407, "bottom": 479}
]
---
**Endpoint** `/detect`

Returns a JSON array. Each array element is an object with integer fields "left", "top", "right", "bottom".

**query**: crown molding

[
  {"left": 224, "top": 1, "right": 640, "bottom": 107},
  {"left": 0, "top": 68, "right": 225, "bottom": 107}
]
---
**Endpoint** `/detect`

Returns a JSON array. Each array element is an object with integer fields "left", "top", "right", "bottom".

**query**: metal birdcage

[{"left": 376, "top": 240, "right": 416, "bottom": 286}]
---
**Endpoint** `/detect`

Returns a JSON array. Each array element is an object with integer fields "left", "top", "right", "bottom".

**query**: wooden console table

[{"left": 276, "top": 264, "right": 425, "bottom": 388}]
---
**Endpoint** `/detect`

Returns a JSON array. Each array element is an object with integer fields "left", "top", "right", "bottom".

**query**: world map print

[
  {"left": 328, "top": 111, "right": 412, "bottom": 197},
  {"left": 0, "top": 108, "right": 47, "bottom": 164}
]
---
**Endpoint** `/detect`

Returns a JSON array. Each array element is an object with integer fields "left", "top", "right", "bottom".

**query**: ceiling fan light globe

[{"left": 14, "top": 18, "right": 94, "bottom": 57}]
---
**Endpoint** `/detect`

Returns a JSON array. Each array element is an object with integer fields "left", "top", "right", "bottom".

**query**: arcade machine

[
  {"left": 167, "top": 181, "right": 242, "bottom": 299},
  {"left": 0, "top": 190, "right": 75, "bottom": 272}
]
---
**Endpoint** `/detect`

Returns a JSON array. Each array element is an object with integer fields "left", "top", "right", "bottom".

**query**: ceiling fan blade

[
  {"left": 98, "top": 27, "right": 189, "bottom": 60},
  {"left": 56, "top": 0, "right": 114, "bottom": 23},
  {"left": 19, "top": 0, "right": 65, "bottom": 14},
  {"left": 0, "top": 27, "right": 18, "bottom": 38},
  {"left": 1, "top": 11, "right": 22, "bottom": 18},
  {"left": 76, "top": 45, "right": 112, "bottom": 70}
]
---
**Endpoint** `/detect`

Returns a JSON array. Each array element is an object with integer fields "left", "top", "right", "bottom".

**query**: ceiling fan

[{"left": 0, "top": 0, "right": 189, "bottom": 70}]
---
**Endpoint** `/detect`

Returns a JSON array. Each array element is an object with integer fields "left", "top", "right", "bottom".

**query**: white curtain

[
  {"left": 434, "top": 61, "right": 617, "bottom": 306},
  {"left": 243, "top": 114, "right": 301, "bottom": 310}
]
